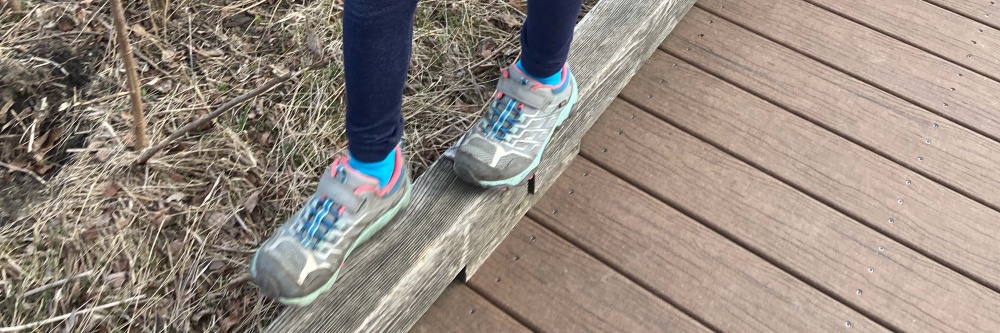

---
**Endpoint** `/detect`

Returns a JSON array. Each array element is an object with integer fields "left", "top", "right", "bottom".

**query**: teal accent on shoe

[
  {"left": 517, "top": 60, "right": 563, "bottom": 86},
  {"left": 349, "top": 149, "right": 396, "bottom": 188},
  {"left": 274, "top": 181, "right": 412, "bottom": 306}
]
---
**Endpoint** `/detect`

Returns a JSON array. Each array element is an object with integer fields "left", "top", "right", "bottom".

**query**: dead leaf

[
  {"left": 220, "top": 307, "right": 243, "bottom": 333},
  {"left": 243, "top": 190, "right": 261, "bottom": 213},
  {"left": 56, "top": 17, "right": 75, "bottom": 32},
  {"left": 104, "top": 272, "right": 126, "bottom": 288},
  {"left": 94, "top": 148, "right": 111, "bottom": 162},
  {"left": 81, "top": 228, "right": 100, "bottom": 243},
  {"left": 92, "top": 212, "right": 112, "bottom": 227},
  {"left": 207, "top": 212, "right": 227, "bottom": 229},
  {"left": 131, "top": 24, "right": 148, "bottom": 38},
  {"left": 500, "top": 13, "right": 521, "bottom": 28},
  {"left": 509, "top": 0, "right": 526, "bottom": 13},
  {"left": 161, "top": 48, "right": 177, "bottom": 62},
  {"left": 271, "top": 64, "right": 290, "bottom": 76},
  {"left": 168, "top": 172, "right": 185, "bottom": 182},
  {"left": 34, "top": 162, "right": 53, "bottom": 175},
  {"left": 150, "top": 208, "right": 170, "bottom": 225},
  {"left": 168, "top": 239, "right": 184, "bottom": 259},
  {"left": 165, "top": 192, "right": 186, "bottom": 203},
  {"left": 102, "top": 182, "right": 120, "bottom": 198},
  {"left": 10, "top": 156, "right": 28, "bottom": 169},
  {"left": 31, "top": 130, "right": 50, "bottom": 152},
  {"left": 207, "top": 260, "right": 226, "bottom": 272},
  {"left": 306, "top": 32, "right": 324, "bottom": 58},
  {"left": 122, "top": 127, "right": 135, "bottom": 147},
  {"left": 197, "top": 49, "right": 225, "bottom": 58},
  {"left": 258, "top": 132, "right": 270, "bottom": 146},
  {"left": 115, "top": 215, "right": 130, "bottom": 229},
  {"left": 476, "top": 39, "right": 495, "bottom": 59},
  {"left": 43, "top": 127, "right": 63, "bottom": 150}
]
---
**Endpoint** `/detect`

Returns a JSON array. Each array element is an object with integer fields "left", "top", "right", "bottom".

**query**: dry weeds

[{"left": 0, "top": 0, "right": 531, "bottom": 331}]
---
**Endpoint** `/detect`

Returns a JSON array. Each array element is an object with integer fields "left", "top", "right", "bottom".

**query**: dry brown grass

[{"left": 0, "top": 0, "right": 528, "bottom": 331}]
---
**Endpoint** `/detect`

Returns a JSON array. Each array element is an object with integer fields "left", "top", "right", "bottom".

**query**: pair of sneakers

[{"left": 250, "top": 63, "right": 579, "bottom": 305}]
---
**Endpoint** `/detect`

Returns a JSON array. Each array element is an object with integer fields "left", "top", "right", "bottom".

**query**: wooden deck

[{"left": 412, "top": 1, "right": 1000, "bottom": 332}]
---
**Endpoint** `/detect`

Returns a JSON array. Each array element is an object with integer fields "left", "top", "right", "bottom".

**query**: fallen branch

[
  {"left": 0, "top": 161, "right": 46, "bottom": 184},
  {"left": 0, "top": 294, "right": 146, "bottom": 332},
  {"left": 109, "top": 0, "right": 149, "bottom": 150},
  {"left": 134, "top": 60, "right": 328, "bottom": 165}
]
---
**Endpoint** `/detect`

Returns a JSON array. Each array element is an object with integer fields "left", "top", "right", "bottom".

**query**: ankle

[
  {"left": 516, "top": 60, "right": 564, "bottom": 86},
  {"left": 348, "top": 148, "right": 397, "bottom": 188}
]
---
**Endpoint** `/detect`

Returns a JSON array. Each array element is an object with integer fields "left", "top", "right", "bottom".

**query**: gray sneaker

[
  {"left": 250, "top": 146, "right": 412, "bottom": 306},
  {"left": 452, "top": 63, "right": 579, "bottom": 188}
]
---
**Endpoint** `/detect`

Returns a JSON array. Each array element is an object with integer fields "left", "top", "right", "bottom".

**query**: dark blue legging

[{"left": 344, "top": 0, "right": 583, "bottom": 162}]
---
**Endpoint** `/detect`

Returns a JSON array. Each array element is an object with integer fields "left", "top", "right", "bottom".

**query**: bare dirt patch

[{"left": 1, "top": 35, "right": 102, "bottom": 224}]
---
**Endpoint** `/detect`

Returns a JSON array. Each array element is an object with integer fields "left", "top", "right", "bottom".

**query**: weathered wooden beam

[{"left": 264, "top": 0, "right": 695, "bottom": 331}]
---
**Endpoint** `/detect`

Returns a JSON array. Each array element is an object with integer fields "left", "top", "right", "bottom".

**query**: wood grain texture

[
  {"left": 803, "top": 0, "right": 1000, "bottom": 80},
  {"left": 584, "top": 100, "right": 1000, "bottom": 332},
  {"left": 657, "top": 9, "right": 1000, "bottom": 291},
  {"left": 530, "top": 159, "right": 888, "bottom": 332},
  {"left": 410, "top": 283, "right": 528, "bottom": 333},
  {"left": 924, "top": 0, "right": 1000, "bottom": 30},
  {"left": 265, "top": 0, "right": 696, "bottom": 331},
  {"left": 468, "top": 217, "right": 709, "bottom": 333},
  {"left": 694, "top": 0, "right": 1000, "bottom": 148}
]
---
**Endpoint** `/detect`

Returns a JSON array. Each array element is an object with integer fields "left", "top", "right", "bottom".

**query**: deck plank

[
  {"left": 803, "top": 0, "right": 1000, "bottom": 80},
  {"left": 583, "top": 99, "right": 1000, "bottom": 332},
  {"left": 467, "top": 217, "right": 709, "bottom": 333},
  {"left": 656, "top": 9, "right": 1000, "bottom": 290},
  {"left": 410, "top": 283, "right": 529, "bottom": 333},
  {"left": 923, "top": 0, "right": 1000, "bottom": 29},
  {"left": 694, "top": 0, "right": 1000, "bottom": 151},
  {"left": 530, "top": 159, "right": 889, "bottom": 332}
]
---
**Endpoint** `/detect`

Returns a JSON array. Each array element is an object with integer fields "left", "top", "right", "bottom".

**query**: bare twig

[
  {"left": 0, "top": 161, "right": 46, "bottom": 185},
  {"left": 109, "top": 0, "right": 149, "bottom": 149},
  {"left": 72, "top": 92, "right": 129, "bottom": 108},
  {"left": 22, "top": 270, "right": 94, "bottom": 298},
  {"left": 134, "top": 60, "right": 328, "bottom": 165},
  {"left": 0, "top": 295, "right": 145, "bottom": 332}
]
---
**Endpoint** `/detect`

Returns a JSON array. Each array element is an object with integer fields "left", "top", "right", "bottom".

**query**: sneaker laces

[
  {"left": 295, "top": 159, "right": 351, "bottom": 249},
  {"left": 480, "top": 68, "right": 526, "bottom": 142}
]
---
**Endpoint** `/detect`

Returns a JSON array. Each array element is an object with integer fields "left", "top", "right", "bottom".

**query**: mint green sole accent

[
  {"left": 475, "top": 75, "right": 580, "bottom": 187},
  {"left": 276, "top": 182, "right": 413, "bottom": 306}
]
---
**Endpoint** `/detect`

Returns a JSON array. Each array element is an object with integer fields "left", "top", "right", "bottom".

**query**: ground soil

[{"left": 1, "top": 37, "right": 102, "bottom": 224}]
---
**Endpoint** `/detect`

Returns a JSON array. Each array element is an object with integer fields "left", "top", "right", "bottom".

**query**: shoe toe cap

[{"left": 251, "top": 241, "right": 332, "bottom": 301}]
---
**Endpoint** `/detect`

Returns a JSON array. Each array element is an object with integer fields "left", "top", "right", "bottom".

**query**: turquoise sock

[
  {"left": 516, "top": 60, "right": 564, "bottom": 86},
  {"left": 349, "top": 149, "right": 397, "bottom": 188}
]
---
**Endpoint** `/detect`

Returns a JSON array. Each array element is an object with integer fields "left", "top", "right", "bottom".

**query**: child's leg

[
  {"left": 342, "top": 0, "right": 419, "bottom": 186},
  {"left": 519, "top": 0, "right": 585, "bottom": 81},
  {"left": 250, "top": 0, "right": 418, "bottom": 306},
  {"left": 451, "top": 0, "right": 584, "bottom": 187}
]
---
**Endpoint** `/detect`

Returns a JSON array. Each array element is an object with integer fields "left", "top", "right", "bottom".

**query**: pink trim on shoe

[{"left": 337, "top": 146, "right": 404, "bottom": 198}]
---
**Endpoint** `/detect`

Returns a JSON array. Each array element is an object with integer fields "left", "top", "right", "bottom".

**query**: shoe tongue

[
  {"left": 498, "top": 66, "right": 553, "bottom": 109},
  {"left": 315, "top": 162, "right": 380, "bottom": 212}
]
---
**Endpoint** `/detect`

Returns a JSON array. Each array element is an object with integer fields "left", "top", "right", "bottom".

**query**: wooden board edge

[{"left": 265, "top": 0, "right": 697, "bottom": 331}]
